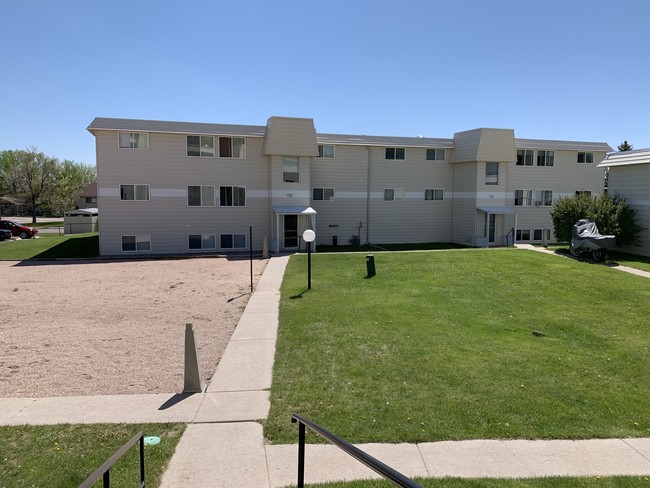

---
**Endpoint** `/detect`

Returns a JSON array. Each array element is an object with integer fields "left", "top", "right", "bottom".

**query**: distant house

[
  {"left": 77, "top": 181, "right": 98, "bottom": 209},
  {"left": 87, "top": 116, "right": 610, "bottom": 256},
  {"left": 598, "top": 149, "right": 650, "bottom": 257}
]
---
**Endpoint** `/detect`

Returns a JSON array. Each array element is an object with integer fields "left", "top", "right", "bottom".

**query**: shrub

[{"left": 550, "top": 193, "right": 643, "bottom": 246}]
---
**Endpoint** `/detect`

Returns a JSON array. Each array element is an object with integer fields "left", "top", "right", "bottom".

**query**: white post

[{"left": 183, "top": 323, "right": 205, "bottom": 393}]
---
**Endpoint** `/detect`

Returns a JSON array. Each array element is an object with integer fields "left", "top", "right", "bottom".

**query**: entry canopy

[
  {"left": 273, "top": 206, "right": 317, "bottom": 215},
  {"left": 477, "top": 206, "right": 517, "bottom": 214}
]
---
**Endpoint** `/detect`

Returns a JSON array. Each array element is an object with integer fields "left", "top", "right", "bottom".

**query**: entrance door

[
  {"left": 284, "top": 215, "right": 298, "bottom": 249},
  {"left": 488, "top": 214, "right": 496, "bottom": 243}
]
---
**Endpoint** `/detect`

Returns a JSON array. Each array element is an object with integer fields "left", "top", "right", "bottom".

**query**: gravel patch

[{"left": 0, "top": 257, "right": 268, "bottom": 397}]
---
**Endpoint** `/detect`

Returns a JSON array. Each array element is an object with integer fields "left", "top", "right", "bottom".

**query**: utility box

[
  {"left": 333, "top": 235, "right": 337, "bottom": 246},
  {"left": 366, "top": 254, "right": 376, "bottom": 277}
]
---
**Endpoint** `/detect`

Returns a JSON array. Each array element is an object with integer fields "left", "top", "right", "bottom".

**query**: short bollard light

[
  {"left": 302, "top": 229, "right": 315, "bottom": 290},
  {"left": 366, "top": 254, "right": 376, "bottom": 277}
]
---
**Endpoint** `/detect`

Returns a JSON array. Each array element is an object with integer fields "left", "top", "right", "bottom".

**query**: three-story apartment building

[{"left": 87, "top": 116, "right": 611, "bottom": 256}]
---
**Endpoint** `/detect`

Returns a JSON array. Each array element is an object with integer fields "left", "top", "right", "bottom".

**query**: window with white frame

[
  {"left": 385, "top": 147, "right": 405, "bottom": 160},
  {"left": 283, "top": 157, "right": 299, "bottom": 182},
  {"left": 219, "top": 137, "right": 245, "bottom": 158},
  {"left": 577, "top": 152, "right": 594, "bottom": 164},
  {"left": 384, "top": 188, "right": 405, "bottom": 201},
  {"left": 318, "top": 145, "right": 335, "bottom": 158},
  {"left": 187, "top": 185, "right": 215, "bottom": 207},
  {"left": 120, "top": 184, "right": 149, "bottom": 201},
  {"left": 575, "top": 190, "right": 592, "bottom": 197},
  {"left": 118, "top": 132, "right": 149, "bottom": 149},
  {"left": 312, "top": 188, "right": 335, "bottom": 201},
  {"left": 537, "top": 150, "right": 554, "bottom": 166},
  {"left": 122, "top": 235, "right": 151, "bottom": 252},
  {"left": 516, "top": 149, "right": 534, "bottom": 166},
  {"left": 187, "top": 135, "right": 215, "bottom": 157},
  {"left": 220, "top": 186, "right": 246, "bottom": 206},
  {"left": 426, "top": 149, "right": 445, "bottom": 161},
  {"left": 189, "top": 234, "right": 216, "bottom": 250},
  {"left": 535, "top": 190, "right": 553, "bottom": 206},
  {"left": 220, "top": 233, "right": 247, "bottom": 249},
  {"left": 424, "top": 188, "right": 444, "bottom": 201},
  {"left": 514, "top": 189, "right": 533, "bottom": 206},
  {"left": 485, "top": 162, "right": 499, "bottom": 185},
  {"left": 516, "top": 229, "right": 531, "bottom": 241}
]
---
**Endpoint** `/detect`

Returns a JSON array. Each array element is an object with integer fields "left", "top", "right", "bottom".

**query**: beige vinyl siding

[
  {"left": 262, "top": 117, "right": 319, "bottom": 156},
  {"left": 451, "top": 128, "right": 516, "bottom": 163},
  {"left": 310, "top": 145, "right": 368, "bottom": 245},
  {"left": 608, "top": 164, "right": 650, "bottom": 257},
  {"left": 451, "top": 162, "right": 478, "bottom": 245},
  {"left": 268, "top": 155, "right": 311, "bottom": 207},
  {"left": 96, "top": 130, "right": 270, "bottom": 255}
]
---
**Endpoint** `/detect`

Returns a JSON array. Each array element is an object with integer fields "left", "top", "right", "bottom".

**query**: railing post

[
  {"left": 103, "top": 470, "right": 110, "bottom": 488},
  {"left": 139, "top": 435, "right": 145, "bottom": 485},
  {"left": 297, "top": 420, "right": 306, "bottom": 488}
]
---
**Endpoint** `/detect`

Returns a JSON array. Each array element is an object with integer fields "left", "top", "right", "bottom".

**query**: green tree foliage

[
  {"left": 617, "top": 140, "right": 633, "bottom": 151},
  {"left": 0, "top": 148, "right": 96, "bottom": 221},
  {"left": 550, "top": 193, "right": 643, "bottom": 246},
  {"left": 48, "top": 160, "right": 96, "bottom": 216}
]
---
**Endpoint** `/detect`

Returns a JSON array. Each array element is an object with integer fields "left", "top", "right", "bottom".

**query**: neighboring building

[
  {"left": 598, "top": 149, "right": 650, "bottom": 257},
  {"left": 77, "top": 181, "right": 98, "bottom": 209},
  {"left": 87, "top": 116, "right": 611, "bottom": 256}
]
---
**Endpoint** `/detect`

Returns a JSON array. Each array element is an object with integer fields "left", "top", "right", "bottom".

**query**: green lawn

[
  {"left": 306, "top": 476, "right": 650, "bottom": 487},
  {"left": 544, "top": 245, "right": 650, "bottom": 273},
  {"left": 0, "top": 232, "right": 98, "bottom": 259},
  {"left": 0, "top": 423, "right": 184, "bottom": 488},
  {"left": 265, "top": 249, "right": 650, "bottom": 444}
]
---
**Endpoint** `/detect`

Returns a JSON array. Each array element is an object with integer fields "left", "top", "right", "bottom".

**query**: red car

[{"left": 0, "top": 220, "right": 38, "bottom": 239}]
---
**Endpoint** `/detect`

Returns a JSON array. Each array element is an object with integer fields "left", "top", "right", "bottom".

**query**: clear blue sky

[{"left": 1, "top": 0, "right": 648, "bottom": 166}]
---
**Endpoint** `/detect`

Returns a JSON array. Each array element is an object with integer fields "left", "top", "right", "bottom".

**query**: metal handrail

[
  {"left": 291, "top": 413, "right": 423, "bottom": 488},
  {"left": 78, "top": 431, "right": 145, "bottom": 488},
  {"left": 506, "top": 226, "right": 515, "bottom": 246}
]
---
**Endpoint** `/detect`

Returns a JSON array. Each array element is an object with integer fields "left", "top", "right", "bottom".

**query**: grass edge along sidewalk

[
  {"left": 265, "top": 249, "right": 649, "bottom": 445},
  {"left": 0, "top": 423, "right": 185, "bottom": 488}
]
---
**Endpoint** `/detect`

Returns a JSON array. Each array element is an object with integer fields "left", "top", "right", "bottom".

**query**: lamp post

[{"left": 302, "top": 229, "right": 315, "bottom": 290}]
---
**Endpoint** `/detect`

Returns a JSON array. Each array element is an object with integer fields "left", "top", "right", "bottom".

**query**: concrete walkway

[{"left": 2, "top": 253, "right": 650, "bottom": 486}]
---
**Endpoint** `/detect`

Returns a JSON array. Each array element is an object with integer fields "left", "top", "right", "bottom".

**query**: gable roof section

[
  {"left": 316, "top": 133, "right": 454, "bottom": 148},
  {"left": 597, "top": 148, "right": 650, "bottom": 167},
  {"left": 516, "top": 138, "right": 612, "bottom": 152},
  {"left": 87, "top": 117, "right": 267, "bottom": 137}
]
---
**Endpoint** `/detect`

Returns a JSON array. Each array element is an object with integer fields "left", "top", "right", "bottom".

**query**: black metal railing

[
  {"left": 506, "top": 227, "right": 515, "bottom": 246},
  {"left": 78, "top": 431, "right": 145, "bottom": 488},
  {"left": 291, "top": 413, "right": 423, "bottom": 488}
]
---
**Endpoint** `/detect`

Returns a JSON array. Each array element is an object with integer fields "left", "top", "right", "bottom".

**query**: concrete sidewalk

[{"left": 2, "top": 253, "right": 650, "bottom": 486}]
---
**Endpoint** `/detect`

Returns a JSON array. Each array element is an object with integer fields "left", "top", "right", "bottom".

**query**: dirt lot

[{"left": 0, "top": 257, "right": 268, "bottom": 397}]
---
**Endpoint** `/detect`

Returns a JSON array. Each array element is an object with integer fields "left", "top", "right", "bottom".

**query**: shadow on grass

[
  {"left": 32, "top": 234, "right": 100, "bottom": 259},
  {"left": 290, "top": 289, "right": 309, "bottom": 299}
]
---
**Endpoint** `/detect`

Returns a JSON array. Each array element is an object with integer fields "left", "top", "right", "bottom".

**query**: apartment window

[
  {"left": 577, "top": 152, "right": 594, "bottom": 164},
  {"left": 220, "top": 186, "right": 246, "bottom": 206},
  {"left": 384, "top": 188, "right": 405, "bottom": 201},
  {"left": 424, "top": 189, "right": 444, "bottom": 201},
  {"left": 219, "top": 137, "right": 245, "bottom": 158},
  {"left": 118, "top": 132, "right": 149, "bottom": 149},
  {"left": 537, "top": 150, "right": 554, "bottom": 167},
  {"left": 189, "top": 234, "right": 216, "bottom": 250},
  {"left": 220, "top": 233, "right": 246, "bottom": 249},
  {"left": 86, "top": 197, "right": 97, "bottom": 204},
  {"left": 318, "top": 145, "right": 335, "bottom": 158},
  {"left": 514, "top": 189, "right": 533, "bottom": 206},
  {"left": 122, "top": 235, "right": 151, "bottom": 252},
  {"left": 426, "top": 149, "right": 445, "bottom": 161},
  {"left": 187, "top": 185, "right": 215, "bottom": 207},
  {"left": 485, "top": 162, "right": 499, "bottom": 185},
  {"left": 312, "top": 188, "right": 335, "bottom": 201},
  {"left": 283, "top": 157, "right": 299, "bottom": 182},
  {"left": 385, "top": 147, "right": 405, "bottom": 160},
  {"left": 535, "top": 190, "right": 553, "bottom": 206},
  {"left": 187, "top": 135, "right": 215, "bottom": 157},
  {"left": 516, "top": 149, "right": 534, "bottom": 166},
  {"left": 120, "top": 184, "right": 149, "bottom": 201},
  {"left": 576, "top": 190, "right": 592, "bottom": 197},
  {"left": 516, "top": 229, "right": 531, "bottom": 241}
]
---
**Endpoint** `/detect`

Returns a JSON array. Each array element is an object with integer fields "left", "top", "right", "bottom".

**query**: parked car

[
  {"left": 0, "top": 220, "right": 38, "bottom": 239},
  {"left": 0, "top": 228, "right": 11, "bottom": 241}
]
